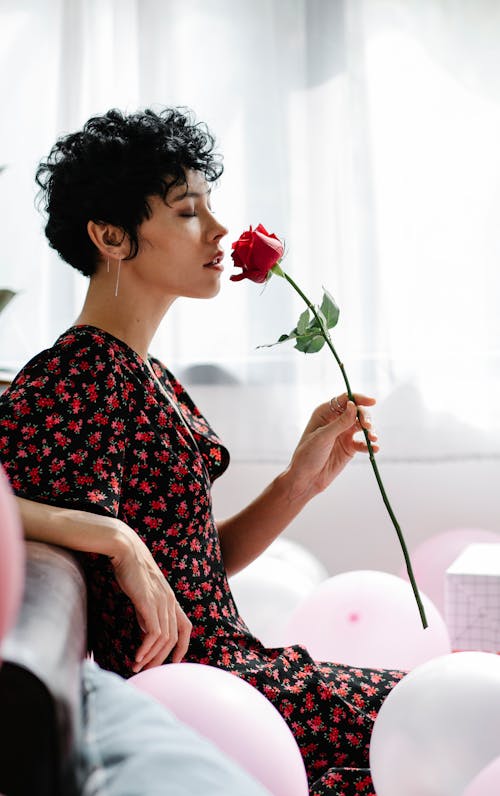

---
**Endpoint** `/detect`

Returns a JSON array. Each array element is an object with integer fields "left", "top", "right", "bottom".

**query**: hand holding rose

[{"left": 285, "top": 393, "right": 379, "bottom": 502}]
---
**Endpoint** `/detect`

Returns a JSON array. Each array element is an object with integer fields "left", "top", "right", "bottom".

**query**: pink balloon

[
  {"left": 0, "top": 465, "right": 24, "bottom": 644},
  {"left": 130, "top": 663, "right": 308, "bottom": 796},
  {"left": 284, "top": 570, "right": 451, "bottom": 670},
  {"left": 399, "top": 528, "right": 500, "bottom": 616},
  {"left": 463, "top": 756, "right": 500, "bottom": 796}
]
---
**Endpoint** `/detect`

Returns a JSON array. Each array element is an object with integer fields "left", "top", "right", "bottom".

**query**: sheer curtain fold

[{"left": 1, "top": 0, "right": 499, "bottom": 461}]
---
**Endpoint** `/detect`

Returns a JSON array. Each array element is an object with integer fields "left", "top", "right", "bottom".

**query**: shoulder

[{"left": 1, "top": 326, "right": 143, "bottom": 414}]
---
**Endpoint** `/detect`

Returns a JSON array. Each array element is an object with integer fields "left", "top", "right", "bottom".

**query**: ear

[{"left": 87, "top": 220, "right": 130, "bottom": 261}]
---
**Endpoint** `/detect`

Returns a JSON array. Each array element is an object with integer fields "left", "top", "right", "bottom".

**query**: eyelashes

[{"left": 178, "top": 206, "right": 214, "bottom": 219}]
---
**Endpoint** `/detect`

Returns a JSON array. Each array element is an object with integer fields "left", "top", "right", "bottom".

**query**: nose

[
  {"left": 212, "top": 217, "right": 228, "bottom": 240},
  {"left": 206, "top": 206, "right": 228, "bottom": 240}
]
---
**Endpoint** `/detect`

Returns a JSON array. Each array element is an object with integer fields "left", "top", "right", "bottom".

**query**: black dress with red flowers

[{"left": 0, "top": 326, "right": 403, "bottom": 796}]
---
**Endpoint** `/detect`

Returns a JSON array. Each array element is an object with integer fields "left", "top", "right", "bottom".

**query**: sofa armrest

[{"left": 0, "top": 541, "right": 87, "bottom": 796}]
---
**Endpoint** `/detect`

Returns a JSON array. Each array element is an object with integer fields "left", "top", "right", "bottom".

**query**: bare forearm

[
  {"left": 16, "top": 497, "right": 193, "bottom": 671},
  {"left": 217, "top": 469, "right": 314, "bottom": 577},
  {"left": 218, "top": 395, "right": 377, "bottom": 576},
  {"left": 16, "top": 497, "right": 129, "bottom": 559}
]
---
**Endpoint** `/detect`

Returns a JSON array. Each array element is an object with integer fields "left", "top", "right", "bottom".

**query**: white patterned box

[{"left": 445, "top": 543, "right": 500, "bottom": 653}]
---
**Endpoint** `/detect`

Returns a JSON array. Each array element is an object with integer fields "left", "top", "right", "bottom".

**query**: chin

[{"left": 190, "top": 283, "right": 222, "bottom": 300}]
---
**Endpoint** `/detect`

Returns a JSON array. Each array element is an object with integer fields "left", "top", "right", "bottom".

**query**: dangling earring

[
  {"left": 114, "top": 258, "right": 122, "bottom": 298},
  {"left": 106, "top": 257, "right": 110, "bottom": 273}
]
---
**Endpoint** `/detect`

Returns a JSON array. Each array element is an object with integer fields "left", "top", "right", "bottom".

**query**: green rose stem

[{"left": 272, "top": 263, "right": 428, "bottom": 630}]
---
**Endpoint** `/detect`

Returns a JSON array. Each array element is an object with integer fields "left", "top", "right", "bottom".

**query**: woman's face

[{"left": 132, "top": 169, "right": 228, "bottom": 301}]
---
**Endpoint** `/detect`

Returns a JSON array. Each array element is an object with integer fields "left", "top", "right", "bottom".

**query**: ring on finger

[{"left": 329, "top": 395, "right": 344, "bottom": 414}]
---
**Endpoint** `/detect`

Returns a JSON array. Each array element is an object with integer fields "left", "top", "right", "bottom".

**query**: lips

[{"left": 203, "top": 253, "right": 224, "bottom": 269}]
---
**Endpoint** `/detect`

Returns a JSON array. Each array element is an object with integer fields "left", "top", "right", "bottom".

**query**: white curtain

[{"left": 1, "top": 0, "right": 500, "bottom": 463}]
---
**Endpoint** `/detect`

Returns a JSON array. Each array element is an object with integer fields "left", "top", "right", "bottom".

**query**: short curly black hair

[{"left": 35, "top": 107, "right": 224, "bottom": 277}]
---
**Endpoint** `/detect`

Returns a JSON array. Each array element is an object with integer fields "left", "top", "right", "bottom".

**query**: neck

[{"left": 73, "top": 268, "right": 176, "bottom": 360}]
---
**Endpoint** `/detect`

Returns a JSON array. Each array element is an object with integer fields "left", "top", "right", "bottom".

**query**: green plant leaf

[
  {"left": 0, "top": 289, "right": 16, "bottom": 315},
  {"left": 296, "top": 309, "right": 310, "bottom": 336},
  {"left": 256, "top": 328, "right": 297, "bottom": 348},
  {"left": 320, "top": 289, "right": 340, "bottom": 329},
  {"left": 294, "top": 334, "right": 325, "bottom": 354},
  {"left": 307, "top": 307, "right": 328, "bottom": 334}
]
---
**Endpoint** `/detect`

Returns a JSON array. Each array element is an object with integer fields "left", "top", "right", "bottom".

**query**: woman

[{"left": 0, "top": 108, "right": 403, "bottom": 795}]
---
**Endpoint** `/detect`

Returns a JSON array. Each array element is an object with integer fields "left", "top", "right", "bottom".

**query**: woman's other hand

[
  {"left": 110, "top": 525, "right": 192, "bottom": 673},
  {"left": 285, "top": 393, "right": 379, "bottom": 501}
]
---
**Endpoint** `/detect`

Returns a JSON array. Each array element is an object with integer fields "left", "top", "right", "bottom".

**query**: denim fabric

[{"left": 77, "top": 661, "right": 270, "bottom": 796}]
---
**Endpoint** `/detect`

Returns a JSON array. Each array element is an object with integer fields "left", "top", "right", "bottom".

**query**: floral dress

[{"left": 0, "top": 325, "right": 403, "bottom": 795}]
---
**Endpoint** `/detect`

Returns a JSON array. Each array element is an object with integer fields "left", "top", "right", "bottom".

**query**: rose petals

[{"left": 230, "top": 224, "right": 284, "bottom": 283}]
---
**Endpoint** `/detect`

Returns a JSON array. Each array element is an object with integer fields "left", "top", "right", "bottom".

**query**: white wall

[
  {"left": 212, "top": 455, "right": 500, "bottom": 577},
  {"left": 189, "top": 379, "right": 500, "bottom": 576}
]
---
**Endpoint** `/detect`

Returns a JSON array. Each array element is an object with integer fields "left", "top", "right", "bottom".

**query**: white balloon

[
  {"left": 263, "top": 538, "right": 329, "bottom": 585},
  {"left": 229, "top": 539, "right": 328, "bottom": 646},
  {"left": 230, "top": 557, "right": 318, "bottom": 647},
  {"left": 462, "top": 755, "right": 500, "bottom": 796},
  {"left": 370, "top": 652, "right": 500, "bottom": 796}
]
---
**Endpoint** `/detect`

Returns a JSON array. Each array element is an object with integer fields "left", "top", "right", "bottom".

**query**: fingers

[
  {"left": 325, "top": 395, "right": 375, "bottom": 428},
  {"left": 133, "top": 607, "right": 162, "bottom": 669},
  {"left": 329, "top": 392, "right": 376, "bottom": 414},
  {"left": 140, "top": 599, "right": 177, "bottom": 671},
  {"left": 170, "top": 604, "right": 192, "bottom": 663},
  {"left": 134, "top": 598, "right": 176, "bottom": 672},
  {"left": 352, "top": 393, "right": 376, "bottom": 406},
  {"left": 329, "top": 395, "right": 375, "bottom": 434},
  {"left": 356, "top": 406, "right": 372, "bottom": 431},
  {"left": 351, "top": 416, "right": 379, "bottom": 454},
  {"left": 111, "top": 537, "right": 192, "bottom": 673},
  {"left": 133, "top": 598, "right": 192, "bottom": 673},
  {"left": 337, "top": 399, "right": 357, "bottom": 424},
  {"left": 318, "top": 400, "right": 355, "bottom": 437},
  {"left": 352, "top": 437, "right": 380, "bottom": 454},
  {"left": 350, "top": 406, "right": 379, "bottom": 450},
  {"left": 324, "top": 399, "right": 380, "bottom": 453}
]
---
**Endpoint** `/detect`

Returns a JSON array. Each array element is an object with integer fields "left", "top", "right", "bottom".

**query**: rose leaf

[
  {"left": 296, "top": 309, "right": 310, "bottom": 336},
  {"left": 320, "top": 289, "right": 340, "bottom": 329},
  {"left": 256, "top": 328, "right": 298, "bottom": 349},
  {"left": 307, "top": 307, "right": 328, "bottom": 334},
  {"left": 294, "top": 334, "right": 326, "bottom": 354}
]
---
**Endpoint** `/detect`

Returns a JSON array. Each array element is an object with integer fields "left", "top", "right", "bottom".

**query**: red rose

[{"left": 230, "top": 223, "right": 284, "bottom": 283}]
